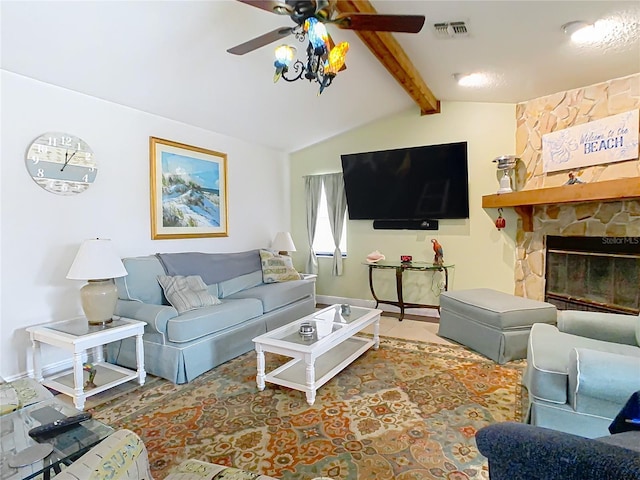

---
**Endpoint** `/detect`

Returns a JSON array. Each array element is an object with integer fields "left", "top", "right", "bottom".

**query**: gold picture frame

[{"left": 150, "top": 137, "right": 228, "bottom": 239}]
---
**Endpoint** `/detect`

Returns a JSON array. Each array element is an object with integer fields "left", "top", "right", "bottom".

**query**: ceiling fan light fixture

[
  {"left": 271, "top": 21, "right": 345, "bottom": 93},
  {"left": 319, "top": 41, "right": 349, "bottom": 95},
  {"left": 231, "top": 0, "right": 428, "bottom": 95},
  {"left": 324, "top": 41, "right": 349, "bottom": 75},
  {"left": 306, "top": 17, "right": 329, "bottom": 52},
  {"left": 274, "top": 44, "right": 296, "bottom": 66},
  {"left": 274, "top": 45, "right": 297, "bottom": 83}
]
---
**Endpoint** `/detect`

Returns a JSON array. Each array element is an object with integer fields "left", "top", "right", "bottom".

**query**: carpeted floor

[{"left": 90, "top": 337, "right": 525, "bottom": 480}]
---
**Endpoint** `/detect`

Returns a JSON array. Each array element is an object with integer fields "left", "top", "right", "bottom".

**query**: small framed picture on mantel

[{"left": 150, "top": 137, "right": 228, "bottom": 239}]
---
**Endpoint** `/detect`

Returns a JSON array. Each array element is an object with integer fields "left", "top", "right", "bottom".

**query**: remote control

[{"left": 28, "top": 412, "right": 92, "bottom": 439}]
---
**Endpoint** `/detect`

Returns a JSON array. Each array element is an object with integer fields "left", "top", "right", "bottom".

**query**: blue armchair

[
  {"left": 476, "top": 422, "right": 640, "bottom": 480},
  {"left": 523, "top": 310, "right": 640, "bottom": 437}
]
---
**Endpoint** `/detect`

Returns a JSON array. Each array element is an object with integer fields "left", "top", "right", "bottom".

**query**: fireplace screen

[{"left": 545, "top": 236, "right": 640, "bottom": 314}]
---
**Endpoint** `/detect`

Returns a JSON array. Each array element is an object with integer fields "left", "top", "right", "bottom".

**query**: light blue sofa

[
  {"left": 523, "top": 310, "right": 640, "bottom": 438},
  {"left": 106, "top": 250, "right": 315, "bottom": 384}
]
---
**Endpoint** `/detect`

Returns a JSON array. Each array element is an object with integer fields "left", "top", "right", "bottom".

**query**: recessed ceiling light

[
  {"left": 561, "top": 20, "right": 599, "bottom": 43},
  {"left": 453, "top": 73, "right": 489, "bottom": 87}
]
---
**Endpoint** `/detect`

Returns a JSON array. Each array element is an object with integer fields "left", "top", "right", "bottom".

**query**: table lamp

[
  {"left": 66, "top": 238, "right": 128, "bottom": 325},
  {"left": 271, "top": 232, "right": 296, "bottom": 256}
]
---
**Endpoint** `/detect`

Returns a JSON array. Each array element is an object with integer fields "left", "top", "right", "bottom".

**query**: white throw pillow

[
  {"left": 157, "top": 275, "right": 221, "bottom": 314},
  {"left": 259, "top": 249, "right": 301, "bottom": 283}
]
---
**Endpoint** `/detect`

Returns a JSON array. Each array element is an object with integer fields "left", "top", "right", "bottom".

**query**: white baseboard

[
  {"left": 316, "top": 295, "right": 440, "bottom": 318},
  {"left": 4, "top": 353, "right": 93, "bottom": 383}
]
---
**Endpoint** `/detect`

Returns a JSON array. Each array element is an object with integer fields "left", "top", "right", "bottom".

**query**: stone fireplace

[
  {"left": 506, "top": 74, "right": 640, "bottom": 305},
  {"left": 544, "top": 235, "right": 639, "bottom": 314},
  {"left": 514, "top": 199, "right": 640, "bottom": 304}
]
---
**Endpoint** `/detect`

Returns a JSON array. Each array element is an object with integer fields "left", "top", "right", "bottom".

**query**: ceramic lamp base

[{"left": 80, "top": 279, "right": 117, "bottom": 325}]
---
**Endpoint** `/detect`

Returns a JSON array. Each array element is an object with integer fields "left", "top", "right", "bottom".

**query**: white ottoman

[{"left": 438, "top": 288, "right": 557, "bottom": 364}]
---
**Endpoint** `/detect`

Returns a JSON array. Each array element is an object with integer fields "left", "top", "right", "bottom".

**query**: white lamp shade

[
  {"left": 67, "top": 239, "right": 128, "bottom": 280},
  {"left": 271, "top": 232, "right": 296, "bottom": 252}
]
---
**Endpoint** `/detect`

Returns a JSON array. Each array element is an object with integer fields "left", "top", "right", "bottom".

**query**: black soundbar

[{"left": 373, "top": 219, "right": 439, "bottom": 230}]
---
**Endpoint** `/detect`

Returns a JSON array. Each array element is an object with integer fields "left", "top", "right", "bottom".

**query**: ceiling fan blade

[
  {"left": 332, "top": 13, "right": 425, "bottom": 33},
  {"left": 227, "top": 27, "right": 294, "bottom": 55},
  {"left": 235, "top": 0, "right": 293, "bottom": 15}
]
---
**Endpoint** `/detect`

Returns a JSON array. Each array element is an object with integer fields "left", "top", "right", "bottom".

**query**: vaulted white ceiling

[{"left": 2, "top": 1, "right": 639, "bottom": 152}]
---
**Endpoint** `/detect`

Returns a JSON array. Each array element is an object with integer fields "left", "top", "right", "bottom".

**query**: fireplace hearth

[{"left": 545, "top": 236, "right": 640, "bottom": 314}]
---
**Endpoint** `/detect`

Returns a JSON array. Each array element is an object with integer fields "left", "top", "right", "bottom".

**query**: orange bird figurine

[{"left": 431, "top": 239, "right": 444, "bottom": 265}]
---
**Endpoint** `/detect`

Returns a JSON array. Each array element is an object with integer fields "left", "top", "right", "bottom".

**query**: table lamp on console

[
  {"left": 271, "top": 231, "right": 297, "bottom": 256},
  {"left": 66, "top": 238, "right": 128, "bottom": 325}
]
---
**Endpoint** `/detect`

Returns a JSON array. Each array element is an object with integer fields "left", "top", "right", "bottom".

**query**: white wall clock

[{"left": 25, "top": 132, "right": 97, "bottom": 195}]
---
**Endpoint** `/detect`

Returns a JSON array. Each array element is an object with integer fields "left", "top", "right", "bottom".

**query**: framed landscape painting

[{"left": 150, "top": 137, "right": 228, "bottom": 239}]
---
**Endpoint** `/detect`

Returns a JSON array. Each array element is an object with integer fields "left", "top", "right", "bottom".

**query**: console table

[{"left": 364, "top": 261, "right": 453, "bottom": 320}]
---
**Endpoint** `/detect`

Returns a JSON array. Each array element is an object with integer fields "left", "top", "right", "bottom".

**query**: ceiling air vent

[{"left": 433, "top": 21, "right": 469, "bottom": 38}]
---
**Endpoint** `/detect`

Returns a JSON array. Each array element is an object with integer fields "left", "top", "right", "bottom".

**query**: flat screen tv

[{"left": 341, "top": 141, "right": 469, "bottom": 220}]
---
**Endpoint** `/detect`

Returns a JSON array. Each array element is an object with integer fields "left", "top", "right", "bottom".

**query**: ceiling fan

[{"left": 227, "top": 0, "right": 426, "bottom": 55}]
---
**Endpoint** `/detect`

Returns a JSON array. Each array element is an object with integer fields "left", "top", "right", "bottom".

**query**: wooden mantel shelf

[{"left": 482, "top": 177, "right": 640, "bottom": 232}]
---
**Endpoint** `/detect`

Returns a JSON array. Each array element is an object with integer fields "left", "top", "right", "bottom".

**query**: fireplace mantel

[{"left": 482, "top": 177, "right": 640, "bottom": 232}]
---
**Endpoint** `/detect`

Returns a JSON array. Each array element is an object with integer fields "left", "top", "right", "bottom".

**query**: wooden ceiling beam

[{"left": 334, "top": 0, "right": 440, "bottom": 115}]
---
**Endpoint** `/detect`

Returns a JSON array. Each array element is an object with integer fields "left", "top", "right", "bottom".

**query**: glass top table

[
  {"left": 252, "top": 304, "right": 382, "bottom": 405},
  {"left": 43, "top": 318, "right": 132, "bottom": 337},
  {"left": 26, "top": 316, "right": 146, "bottom": 411},
  {"left": 262, "top": 305, "right": 377, "bottom": 347},
  {"left": 364, "top": 260, "right": 454, "bottom": 319},
  {"left": 0, "top": 398, "right": 114, "bottom": 480}
]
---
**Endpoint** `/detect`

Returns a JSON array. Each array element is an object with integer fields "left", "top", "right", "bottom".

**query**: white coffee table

[
  {"left": 252, "top": 304, "right": 381, "bottom": 405},
  {"left": 27, "top": 316, "right": 146, "bottom": 410}
]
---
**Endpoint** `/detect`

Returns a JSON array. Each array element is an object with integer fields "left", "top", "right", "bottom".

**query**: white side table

[{"left": 27, "top": 316, "right": 146, "bottom": 410}]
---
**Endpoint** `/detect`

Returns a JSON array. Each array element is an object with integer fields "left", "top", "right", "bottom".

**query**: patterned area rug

[{"left": 91, "top": 337, "right": 524, "bottom": 479}]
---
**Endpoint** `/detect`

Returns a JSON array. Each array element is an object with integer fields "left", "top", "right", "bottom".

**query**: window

[{"left": 312, "top": 184, "right": 347, "bottom": 256}]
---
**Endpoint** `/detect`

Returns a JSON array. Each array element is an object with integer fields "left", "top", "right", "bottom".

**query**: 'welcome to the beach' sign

[{"left": 542, "top": 109, "right": 639, "bottom": 173}]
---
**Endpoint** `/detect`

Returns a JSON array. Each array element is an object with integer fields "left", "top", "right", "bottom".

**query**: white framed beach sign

[{"left": 542, "top": 109, "right": 639, "bottom": 173}]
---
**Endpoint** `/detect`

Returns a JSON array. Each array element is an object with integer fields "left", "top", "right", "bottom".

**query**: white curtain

[
  {"left": 323, "top": 173, "right": 347, "bottom": 276},
  {"left": 304, "top": 175, "right": 323, "bottom": 274}
]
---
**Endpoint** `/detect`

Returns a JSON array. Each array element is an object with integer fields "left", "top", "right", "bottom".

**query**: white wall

[
  {"left": 0, "top": 71, "right": 291, "bottom": 379},
  {"left": 289, "top": 102, "right": 518, "bottom": 306}
]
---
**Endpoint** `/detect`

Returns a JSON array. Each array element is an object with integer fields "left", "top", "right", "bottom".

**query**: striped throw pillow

[{"left": 157, "top": 275, "right": 221, "bottom": 314}]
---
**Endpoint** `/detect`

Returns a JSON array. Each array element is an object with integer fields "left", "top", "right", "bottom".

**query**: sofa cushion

[
  {"left": 116, "top": 256, "right": 167, "bottom": 305},
  {"left": 259, "top": 250, "right": 301, "bottom": 283},
  {"left": 219, "top": 270, "right": 263, "bottom": 298},
  {"left": 157, "top": 275, "right": 221, "bottom": 314},
  {"left": 228, "top": 279, "right": 314, "bottom": 313},
  {"left": 166, "top": 298, "right": 263, "bottom": 343},
  {"left": 527, "top": 323, "right": 640, "bottom": 404}
]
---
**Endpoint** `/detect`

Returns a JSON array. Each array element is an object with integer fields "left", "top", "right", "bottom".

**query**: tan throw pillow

[
  {"left": 157, "top": 275, "right": 221, "bottom": 314},
  {"left": 259, "top": 249, "right": 302, "bottom": 283}
]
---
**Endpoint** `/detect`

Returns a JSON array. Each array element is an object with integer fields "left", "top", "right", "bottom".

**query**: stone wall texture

[{"left": 514, "top": 73, "right": 640, "bottom": 300}]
